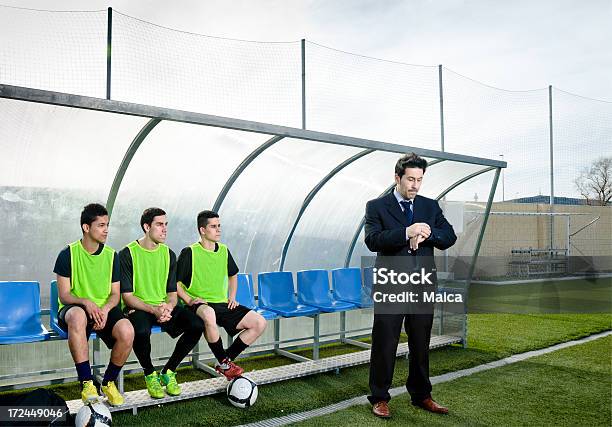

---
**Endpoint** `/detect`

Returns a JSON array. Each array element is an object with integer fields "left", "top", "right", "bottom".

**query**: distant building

[{"left": 506, "top": 195, "right": 610, "bottom": 206}]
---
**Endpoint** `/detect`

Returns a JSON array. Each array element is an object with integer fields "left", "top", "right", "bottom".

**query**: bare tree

[{"left": 574, "top": 157, "right": 612, "bottom": 206}]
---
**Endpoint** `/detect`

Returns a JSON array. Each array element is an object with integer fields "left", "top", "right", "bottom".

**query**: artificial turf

[
  {"left": 467, "top": 277, "right": 612, "bottom": 314},
  {"left": 108, "top": 313, "right": 610, "bottom": 426},
  {"left": 296, "top": 334, "right": 612, "bottom": 426},
  {"left": 1, "top": 312, "right": 609, "bottom": 426}
]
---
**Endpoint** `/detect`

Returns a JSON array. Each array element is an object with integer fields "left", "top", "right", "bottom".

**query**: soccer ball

[
  {"left": 226, "top": 376, "right": 258, "bottom": 408},
  {"left": 75, "top": 402, "right": 112, "bottom": 427}
]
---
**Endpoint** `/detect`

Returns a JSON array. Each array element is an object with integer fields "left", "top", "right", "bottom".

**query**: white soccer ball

[
  {"left": 226, "top": 376, "right": 258, "bottom": 408},
  {"left": 75, "top": 402, "right": 112, "bottom": 427}
]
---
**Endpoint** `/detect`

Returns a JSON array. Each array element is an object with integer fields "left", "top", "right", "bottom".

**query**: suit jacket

[{"left": 364, "top": 192, "right": 457, "bottom": 284}]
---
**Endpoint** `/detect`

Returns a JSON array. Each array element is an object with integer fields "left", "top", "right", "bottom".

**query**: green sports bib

[{"left": 182, "top": 242, "right": 229, "bottom": 303}]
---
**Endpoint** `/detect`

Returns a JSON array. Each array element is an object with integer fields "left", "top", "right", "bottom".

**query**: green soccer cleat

[
  {"left": 101, "top": 380, "right": 124, "bottom": 406},
  {"left": 81, "top": 380, "right": 100, "bottom": 404},
  {"left": 145, "top": 371, "right": 165, "bottom": 399},
  {"left": 160, "top": 369, "right": 181, "bottom": 396}
]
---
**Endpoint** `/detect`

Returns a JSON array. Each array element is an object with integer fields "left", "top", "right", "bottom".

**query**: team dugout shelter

[{"left": 0, "top": 83, "right": 505, "bottom": 414}]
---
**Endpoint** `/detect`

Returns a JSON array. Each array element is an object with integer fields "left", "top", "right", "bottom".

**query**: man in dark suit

[{"left": 365, "top": 153, "right": 457, "bottom": 418}]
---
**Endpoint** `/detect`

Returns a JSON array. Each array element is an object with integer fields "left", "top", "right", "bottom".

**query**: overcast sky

[{"left": 1, "top": 0, "right": 610, "bottom": 100}]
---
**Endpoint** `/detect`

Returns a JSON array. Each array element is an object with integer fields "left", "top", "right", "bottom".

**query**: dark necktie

[{"left": 400, "top": 200, "right": 413, "bottom": 225}]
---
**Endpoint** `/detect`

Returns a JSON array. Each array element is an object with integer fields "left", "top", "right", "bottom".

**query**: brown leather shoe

[
  {"left": 413, "top": 397, "right": 448, "bottom": 414},
  {"left": 372, "top": 401, "right": 391, "bottom": 418}
]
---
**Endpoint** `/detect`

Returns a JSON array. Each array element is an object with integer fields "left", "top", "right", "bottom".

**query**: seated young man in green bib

[
  {"left": 53, "top": 203, "right": 134, "bottom": 406},
  {"left": 120, "top": 207, "right": 204, "bottom": 399},
  {"left": 177, "top": 210, "right": 267, "bottom": 380}
]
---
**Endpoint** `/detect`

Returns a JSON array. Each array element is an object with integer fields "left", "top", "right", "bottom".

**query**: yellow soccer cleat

[
  {"left": 81, "top": 380, "right": 100, "bottom": 404},
  {"left": 101, "top": 380, "right": 125, "bottom": 406}
]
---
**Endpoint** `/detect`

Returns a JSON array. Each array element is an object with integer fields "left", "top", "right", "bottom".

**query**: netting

[
  {"left": 0, "top": 6, "right": 106, "bottom": 97},
  {"left": 443, "top": 68, "right": 551, "bottom": 202},
  {"left": 111, "top": 11, "right": 302, "bottom": 127},
  {"left": 552, "top": 88, "right": 612, "bottom": 199},
  {"left": 305, "top": 42, "right": 440, "bottom": 147}
]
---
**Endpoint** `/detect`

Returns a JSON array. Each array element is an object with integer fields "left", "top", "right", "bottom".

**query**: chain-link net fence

[{"left": 1, "top": 6, "right": 610, "bottom": 276}]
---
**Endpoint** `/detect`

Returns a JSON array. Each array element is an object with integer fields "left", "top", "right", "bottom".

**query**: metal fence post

[
  {"left": 106, "top": 7, "right": 112, "bottom": 100},
  {"left": 549, "top": 85, "right": 555, "bottom": 249},
  {"left": 439, "top": 65, "right": 450, "bottom": 304},
  {"left": 301, "top": 39, "right": 306, "bottom": 129},
  {"left": 439, "top": 65, "right": 445, "bottom": 152},
  {"left": 464, "top": 168, "right": 502, "bottom": 347}
]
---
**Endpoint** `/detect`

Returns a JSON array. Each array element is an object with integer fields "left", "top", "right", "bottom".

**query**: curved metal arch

[
  {"left": 343, "top": 183, "right": 394, "bottom": 268},
  {"left": 436, "top": 166, "right": 496, "bottom": 200},
  {"left": 279, "top": 148, "right": 375, "bottom": 271},
  {"left": 212, "top": 135, "right": 284, "bottom": 213},
  {"left": 342, "top": 158, "right": 456, "bottom": 268},
  {"left": 106, "top": 118, "right": 161, "bottom": 218},
  {"left": 467, "top": 167, "right": 501, "bottom": 280}
]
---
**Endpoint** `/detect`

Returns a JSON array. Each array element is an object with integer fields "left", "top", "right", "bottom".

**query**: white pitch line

[{"left": 239, "top": 330, "right": 612, "bottom": 427}]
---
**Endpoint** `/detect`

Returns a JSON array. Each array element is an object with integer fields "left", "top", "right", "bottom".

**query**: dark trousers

[
  {"left": 368, "top": 312, "right": 434, "bottom": 404},
  {"left": 128, "top": 305, "right": 203, "bottom": 375}
]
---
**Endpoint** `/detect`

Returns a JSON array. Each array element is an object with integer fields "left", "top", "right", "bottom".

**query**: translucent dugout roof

[{"left": 0, "top": 84, "right": 505, "bottom": 290}]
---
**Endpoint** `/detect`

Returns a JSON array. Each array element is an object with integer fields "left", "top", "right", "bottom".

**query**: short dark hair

[
  {"left": 395, "top": 153, "right": 427, "bottom": 177},
  {"left": 80, "top": 203, "right": 108, "bottom": 232},
  {"left": 141, "top": 207, "right": 166, "bottom": 232},
  {"left": 197, "top": 210, "right": 219, "bottom": 231}
]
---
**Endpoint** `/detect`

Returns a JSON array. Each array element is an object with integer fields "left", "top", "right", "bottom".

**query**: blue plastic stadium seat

[
  {"left": 51, "top": 280, "right": 101, "bottom": 339},
  {"left": 297, "top": 270, "right": 357, "bottom": 313},
  {"left": 0, "top": 281, "right": 49, "bottom": 344},
  {"left": 236, "top": 273, "right": 279, "bottom": 320},
  {"left": 50, "top": 280, "right": 68, "bottom": 338},
  {"left": 331, "top": 267, "right": 374, "bottom": 308},
  {"left": 362, "top": 267, "right": 376, "bottom": 306},
  {"left": 257, "top": 272, "right": 319, "bottom": 317},
  {"left": 51, "top": 280, "right": 160, "bottom": 338},
  {"left": 235, "top": 274, "right": 257, "bottom": 309}
]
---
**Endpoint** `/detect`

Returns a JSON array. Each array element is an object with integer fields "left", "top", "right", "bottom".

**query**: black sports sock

[
  {"left": 75, "top": 360, "right": 93, "bottom": 383},
  {"left": 102, "top": 362, "right": 122, "bottom": 386},
  {"left": 165, "top": 326, "right": 202, "bottom": 372},
  {"left": 227, "top": 336, "right": 249, "bottom": 361},
  {"left": 208, "top": 337, "right": 228, "bottom": 363}
]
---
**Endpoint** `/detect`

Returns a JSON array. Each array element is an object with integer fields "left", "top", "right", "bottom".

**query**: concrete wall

[{"left": 440, "top": 202, "right": 611, "bottom": 279}]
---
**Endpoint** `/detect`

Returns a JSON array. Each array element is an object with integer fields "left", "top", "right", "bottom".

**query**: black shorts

[
  {"left": 125, "top": 305, "right": 203, "bottom": 339},
  {"left": 58, "top": 304, "right": 126, "bottom": 349},
  {"left": 190, "top": 302, "right": 251, "bottom": 336}
]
